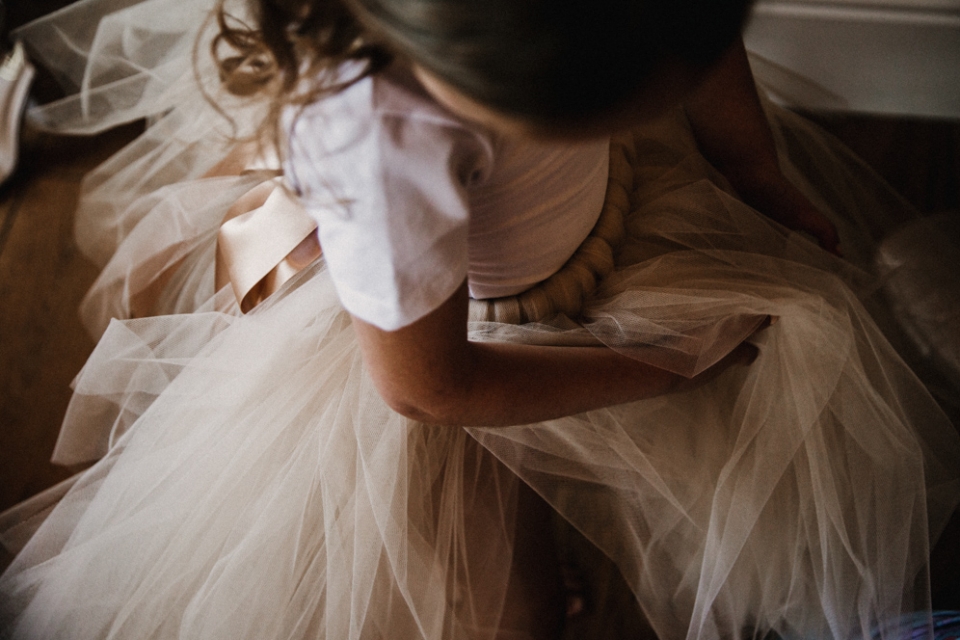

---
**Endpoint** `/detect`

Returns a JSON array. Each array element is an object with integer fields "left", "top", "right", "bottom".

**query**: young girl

[{"left": 2, "top": 0, "right": 958, "bottom": 638}]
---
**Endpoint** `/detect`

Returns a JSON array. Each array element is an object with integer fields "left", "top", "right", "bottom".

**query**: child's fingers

[
  {"left": 729, "top": 341, "right": 759, "bottom": 366},
  {"left": 750, "top": 314, "right": 778, "bottom": 335}
]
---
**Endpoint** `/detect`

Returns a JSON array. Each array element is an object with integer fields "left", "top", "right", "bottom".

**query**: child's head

[
  {"left": 222, "top": 0, "right": 753, "bottom": 135},
  {"left": 349, "top": 0, "right": 753, "bottom": 133}
]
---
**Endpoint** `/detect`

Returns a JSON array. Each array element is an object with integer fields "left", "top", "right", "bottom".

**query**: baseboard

[{"left": 744, "top": 0, "right": 960, "bottom": 118}]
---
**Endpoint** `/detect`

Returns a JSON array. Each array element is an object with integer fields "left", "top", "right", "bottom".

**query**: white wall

[{"left": 744, "top": 0, "right": 960, "bottom": 118}]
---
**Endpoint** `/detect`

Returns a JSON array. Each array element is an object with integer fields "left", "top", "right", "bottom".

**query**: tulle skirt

[{"left": 2, "top": 1, "right": 959, "bottom": 639}]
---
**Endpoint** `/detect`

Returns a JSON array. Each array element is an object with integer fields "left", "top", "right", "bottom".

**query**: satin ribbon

[{"left": 215, "top": 178, "right": 321, "bottom": 313}]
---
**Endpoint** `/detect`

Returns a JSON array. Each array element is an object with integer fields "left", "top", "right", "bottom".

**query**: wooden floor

[{"left": 0, "top": 126, "right": 141, "bottom": 511}]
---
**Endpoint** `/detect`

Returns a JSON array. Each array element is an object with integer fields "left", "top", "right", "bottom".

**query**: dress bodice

[{"left": 285, "top": 63, "right": 608, "bottom": 330}]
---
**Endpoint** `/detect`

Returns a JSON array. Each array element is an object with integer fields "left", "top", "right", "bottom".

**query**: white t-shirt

[{"left": 285, "top": 65, "right": 609, "bottom": 331}]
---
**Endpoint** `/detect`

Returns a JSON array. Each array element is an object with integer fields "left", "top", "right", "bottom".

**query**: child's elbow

[{"left": 377, "top": 382, "right": 471, "bottom": 427}]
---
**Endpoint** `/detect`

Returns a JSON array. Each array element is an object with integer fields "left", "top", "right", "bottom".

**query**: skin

[
  {"left": 684, "top": 41, "right": 842, "bottom": 256},
  {"left": 354, "top": 282, "right": 762, "bottom": 426},
  {"left": 349, "top": 39, "right": 814, "bottom": 428}
]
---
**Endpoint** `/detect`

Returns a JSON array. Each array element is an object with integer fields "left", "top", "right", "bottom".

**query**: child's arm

[
  {"left": 684, "top": 39, "right": 842, "bottom": 255},
  {"left": 352, "top": 281, "right": 759, "bottom": 427}
]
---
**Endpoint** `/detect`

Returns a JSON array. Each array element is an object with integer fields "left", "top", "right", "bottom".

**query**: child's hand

[
  {"left": 730, "top": 165, "right": 843, "bottom": 257},
  {"left": 671, "top": 315, "right": 774, "bottom": 394},
  {"left": 682, "top": 39, "right": 842, "bottom": 257},
  {"left": 671, "top": 340, "right": 758, "bottom": 394}
]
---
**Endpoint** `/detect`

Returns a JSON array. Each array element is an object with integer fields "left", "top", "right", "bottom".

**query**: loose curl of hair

[
  {"left": 213, "top": 0, "right": 391, "bottom": 149},
  {"left": 215, "top": 0, "right": 753, "bottom": 144}
]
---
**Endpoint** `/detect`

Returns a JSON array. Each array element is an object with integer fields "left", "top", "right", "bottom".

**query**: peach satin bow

[{"left": 215, "top": 178, "right": 321, "bottom": 313}]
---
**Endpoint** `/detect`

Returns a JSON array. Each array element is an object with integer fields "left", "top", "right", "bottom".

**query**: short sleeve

[{"left": 285, "top": 77, "right": 492, "bottom": 331}]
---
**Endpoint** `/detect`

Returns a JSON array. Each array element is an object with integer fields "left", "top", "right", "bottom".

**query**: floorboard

[{"left": 0, "top": 127, "right": 138, "bottom": 511}]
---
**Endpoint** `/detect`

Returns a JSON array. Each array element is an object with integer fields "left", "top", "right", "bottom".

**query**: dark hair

[
  {"left": 216, "top": 0, "right": 752, "bottom": 132},
  {"left": 213, "top": 0, "right": 389, "bottom": 146},
  {"left": 347, "top": 0, "right": 753, "bottom": 125}
]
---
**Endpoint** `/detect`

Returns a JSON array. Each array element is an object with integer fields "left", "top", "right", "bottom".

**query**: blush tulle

[{"left": 2, "top": 1, "right": 958, "bottom": 639}]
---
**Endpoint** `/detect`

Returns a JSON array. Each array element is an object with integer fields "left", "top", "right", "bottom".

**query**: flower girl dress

[{"left": 1, "top": 1, "right": 958, "bottom": 639}]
